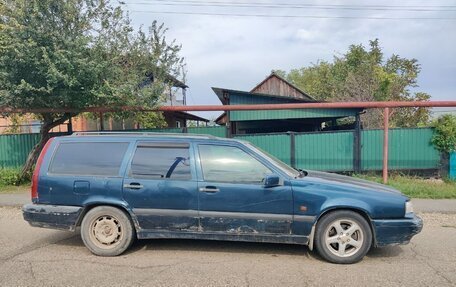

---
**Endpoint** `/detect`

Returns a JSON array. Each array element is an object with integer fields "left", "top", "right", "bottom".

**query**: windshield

[{"left": 245, "top": 143, "right": 300, "bottom": 178}]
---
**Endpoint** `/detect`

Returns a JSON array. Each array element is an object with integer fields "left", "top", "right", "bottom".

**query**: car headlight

[{"left": 405, "top": 201, "right": 414, "bottom": 214}]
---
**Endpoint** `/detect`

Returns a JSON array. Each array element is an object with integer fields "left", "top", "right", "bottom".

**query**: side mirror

[{"left": 263, "top": 174, "right": 281, "bottom": 188}]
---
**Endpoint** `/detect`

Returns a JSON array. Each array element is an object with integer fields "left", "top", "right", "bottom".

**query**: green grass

[
  {"left": 354, "top": 174, "right": 456, "bottom": 199},
  {"left": 0, "top": 168, "right": 29, "bottom": 193}
]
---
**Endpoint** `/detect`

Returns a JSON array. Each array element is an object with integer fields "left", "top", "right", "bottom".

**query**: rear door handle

[
  {"left": 123, "top": 183, "right": 144, "bottom": 190},
  {"left": 199, "top": 187, "right": 220, "bottom": 193}
]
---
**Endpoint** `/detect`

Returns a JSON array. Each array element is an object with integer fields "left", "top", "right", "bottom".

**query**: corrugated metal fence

[
  {"left": 237, "top": 128, "right": 440, "bottom": 172},
  {"left": 0, "top": 133, "right": 41, "bottom": 168},
  {"left": 0, "top": 127, "right": 441, "bottom": 172},
  {"left": 236, "top": 133, "right": 291, "bottom": 164}
]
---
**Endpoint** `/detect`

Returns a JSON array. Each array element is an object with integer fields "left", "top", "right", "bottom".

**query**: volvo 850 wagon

[{"left": 23, "top": 132, "right": 422, "bottom": 264}]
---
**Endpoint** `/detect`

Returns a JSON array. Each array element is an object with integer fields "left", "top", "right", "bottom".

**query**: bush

[
  {"left": 0, "top": 168, "right": 23, "bottom": 186},
  {"left": 431, "top": 115, "right": 456, "bottom": 153}
]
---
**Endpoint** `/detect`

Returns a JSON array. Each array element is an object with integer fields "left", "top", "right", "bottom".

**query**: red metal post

[
  {"left": 1, "top": 100, "right": 456, "bottom": 114},
  {"left": 382, "top": 107, "right": 389, "bottom": 184}
]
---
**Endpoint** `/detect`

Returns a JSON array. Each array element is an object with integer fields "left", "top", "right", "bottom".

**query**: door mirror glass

[{"left": 263, "top": 174, "right": 280, "bottom": 188}]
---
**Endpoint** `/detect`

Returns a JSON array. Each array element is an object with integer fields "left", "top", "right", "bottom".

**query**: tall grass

[{"left": 354, "top": 174, "right": 456, "bottom": 199}]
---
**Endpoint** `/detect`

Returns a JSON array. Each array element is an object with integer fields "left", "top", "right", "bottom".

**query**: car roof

[{"left": 60, "top": 132, "right": 246, "bottom": 144}]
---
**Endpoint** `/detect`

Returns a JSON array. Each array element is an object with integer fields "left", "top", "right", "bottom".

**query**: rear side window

[
  {"left": 49, "top": 142, "right": 129, "bottom": 176},
  {"left": 130, "top": 143, "right": 191, "bottom": 180}
]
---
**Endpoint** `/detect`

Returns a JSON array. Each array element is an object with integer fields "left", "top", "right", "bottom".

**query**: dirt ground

[{"left": 0, "top": 207, "right": 455, "bottom": 287}]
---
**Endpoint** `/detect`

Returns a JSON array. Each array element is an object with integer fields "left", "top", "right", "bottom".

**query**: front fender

[
  {"left": 318, "top": 198, "right": 373, "bottom": 220},
  {"left": 307, "top": 199, "right": 374, "bottom": 251}
]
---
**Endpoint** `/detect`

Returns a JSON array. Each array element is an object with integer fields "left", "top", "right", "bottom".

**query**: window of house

[{"left": 198, "top": 145, "right": 272, "bottom": 183}]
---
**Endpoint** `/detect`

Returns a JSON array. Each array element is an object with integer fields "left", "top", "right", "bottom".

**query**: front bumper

[
  {"left": 372, "top": 214, "right": 423, "bottom": 247},
  {"left": 22, "top": 204, "right": 83, "bottom": 231}
]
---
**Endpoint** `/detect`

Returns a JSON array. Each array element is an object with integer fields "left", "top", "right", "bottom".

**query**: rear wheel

[
  {"left": 81, "top": 206, "right": 135, "bottom": 256},
  {"left": 315, "top": 210, "right": 372, "bottom": 264}
]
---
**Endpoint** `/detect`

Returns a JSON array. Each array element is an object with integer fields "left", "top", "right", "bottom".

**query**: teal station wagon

[{"left": 23, "top": 132, "right": 422, "bottom": 264}]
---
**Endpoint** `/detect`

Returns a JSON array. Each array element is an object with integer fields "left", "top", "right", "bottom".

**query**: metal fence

[
  {"left": 0, "top": 127, "right": 441, "bottom": 172},
  {"left": 235, "top": 128, "right": 440, "bottom": 172}
]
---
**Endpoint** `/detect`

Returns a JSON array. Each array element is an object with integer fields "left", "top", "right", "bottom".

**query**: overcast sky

[{"left": 121, "top": 0, "right": 456, "bottom": 119}]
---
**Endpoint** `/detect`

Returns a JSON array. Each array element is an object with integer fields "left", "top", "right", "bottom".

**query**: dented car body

[{"left": 23, "top": 133, "right": 423, "bottom": 263}]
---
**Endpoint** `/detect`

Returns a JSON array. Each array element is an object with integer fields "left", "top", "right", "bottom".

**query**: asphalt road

[{"left": 0, "top": 207, "right": 455, "bottom": 287}]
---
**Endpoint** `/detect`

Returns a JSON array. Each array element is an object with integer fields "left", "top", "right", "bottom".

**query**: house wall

[
  {"left": 0, "top": 115, "right": 68, "bottom": 134},
  {"left": 251, "top": 75, "right": 309, "bottom": 99},
  {"left": 164, "top": 113, "right": 186, "bottom": 128}
]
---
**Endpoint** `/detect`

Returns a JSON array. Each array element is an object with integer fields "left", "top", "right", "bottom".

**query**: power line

[
  {"left": 128, "top": 10, "right": 456, "bottom": 20},
  {"left": 126, "top": 0, "right": 456, "bottom": 12},
  {"left": 126, "top": 0, "right": 456, "bottom": 8}
]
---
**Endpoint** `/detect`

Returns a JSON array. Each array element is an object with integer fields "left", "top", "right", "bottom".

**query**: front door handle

[
  {"left": 199, "top": 187, "right": 220, "bottom": 193},
  {"left": 123, "top": 183, "right": 144, "bottom": 189}
]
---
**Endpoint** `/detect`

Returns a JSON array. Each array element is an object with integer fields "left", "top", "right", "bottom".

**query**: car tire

[
  {"left": 81, "top": 206, "right": 135, "bottom": 256},
  {"left": 315, "top": 210, "right": 372, "bottom": 264}
]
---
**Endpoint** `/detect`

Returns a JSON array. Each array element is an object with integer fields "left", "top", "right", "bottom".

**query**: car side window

[
  {"left": 49, "top": 142, "right": 129, "bottom": 176},
  {"left": 130, "top": 143, "right": 191, "bottom": 180},
  {"left": 198, "top": 144, "right": 272, "bottom": 183}
]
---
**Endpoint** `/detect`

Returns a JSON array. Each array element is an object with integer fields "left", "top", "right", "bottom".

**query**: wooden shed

[{"left": 214, "top": 72, "right": 363, "bottom": 135}]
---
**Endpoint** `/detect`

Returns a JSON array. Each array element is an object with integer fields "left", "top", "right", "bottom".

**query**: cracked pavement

[{"left": 0, "top": 207, "right": 455, "bottom": 287}]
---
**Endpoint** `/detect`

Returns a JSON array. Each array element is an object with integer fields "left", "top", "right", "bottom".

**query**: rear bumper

[
  {"left": 22, "top": 204, "right": 83, "bottom": 231},
  {"left": 372, "top": 214, "right": 423, "bottom": 247}
]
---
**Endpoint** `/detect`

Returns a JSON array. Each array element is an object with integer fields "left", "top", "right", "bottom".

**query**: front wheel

[
  {"left": 314, "top": 210, "right": 372, "bottom": 264},
  {"left": 81, "top": 206, "right": 135, "bottom": 256}
]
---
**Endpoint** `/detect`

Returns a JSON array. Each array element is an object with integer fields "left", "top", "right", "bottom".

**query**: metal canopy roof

[
  {"left": 212, "top": 87, "right": 363, "bottom": 122},
  {"left": 166, "top": 111, "right": 209, "bottom": 122},
  {"left": 212, "top": 87, "right": 317, "bottom": 105}
]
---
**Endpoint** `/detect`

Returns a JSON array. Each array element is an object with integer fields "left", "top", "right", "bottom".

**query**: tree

[
  {"left": 0, "top": 0, "right": 184, "bottom": 178},
  {"left": 432, "top": 115, "right": 456, "bottom": 153},
  {"left": 134, "top": 112, "right": 167, "bottom": 129},
  {"left": 275, "top": 39, "right": 431, "bottom": 128},
  {"left": 3, "top": 114, "right": 24, "bottom": 134}
]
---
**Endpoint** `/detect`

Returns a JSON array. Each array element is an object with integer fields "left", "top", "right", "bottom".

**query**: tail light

[{"left": 31, "top": 138, "right": 54, "bottom": 201}]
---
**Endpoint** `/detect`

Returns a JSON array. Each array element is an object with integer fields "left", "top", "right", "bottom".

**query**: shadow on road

[
  {"left": 53, "top": 232, "right": 404, "bottom": 261},
  {"left": 131, "top": 238, "right": 312, "bottom": 256}
]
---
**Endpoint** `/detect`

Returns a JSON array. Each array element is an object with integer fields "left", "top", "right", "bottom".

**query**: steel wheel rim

[
  {"left": 324, "top": 218, "right": 364, "bottom": 258},
  {"left": 89, "top": 215, "right": 123, "bottom": 249}
]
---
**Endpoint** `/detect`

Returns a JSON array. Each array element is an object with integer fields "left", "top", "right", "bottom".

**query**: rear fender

[{"left": 78, "top": 197, "right": 141, "bottom": 234}]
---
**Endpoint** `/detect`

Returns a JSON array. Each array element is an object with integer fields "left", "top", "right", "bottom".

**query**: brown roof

[{"left": 215, "top": 112, "right": 227, "bottom": 125}]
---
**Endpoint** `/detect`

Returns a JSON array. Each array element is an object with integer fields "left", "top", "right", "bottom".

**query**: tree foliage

[
  {"left": 0, "top": 0, "right": 185, "bottom": 177},
  {"left": 135, "top": 112, "right": 167, "bottom": 129},
  {"left": 275, "top": 39, "right": 431, "bottom": 128},
  {"left": 431, "top": 115, "right": 456, "bottom": 153}
]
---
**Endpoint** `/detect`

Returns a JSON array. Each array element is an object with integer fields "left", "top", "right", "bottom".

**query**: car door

[
  {"left": 196, "top": 143, "right": 293, "bottom": 235},
  {"left": 123, "top": 141, "right": 199, "bottom": 232}
]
